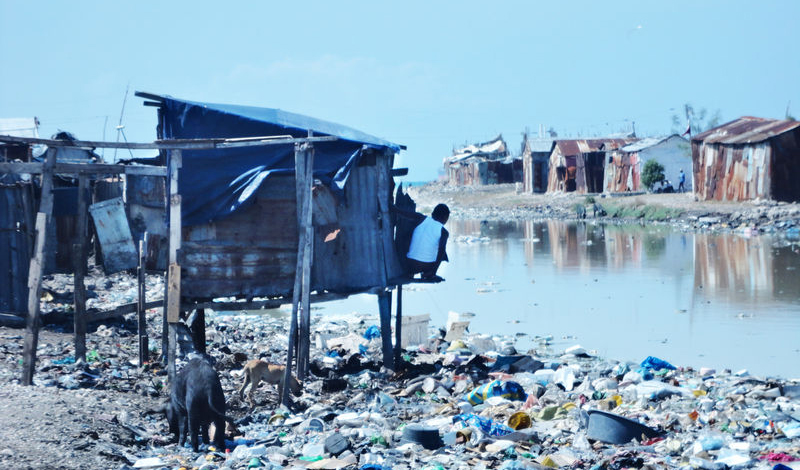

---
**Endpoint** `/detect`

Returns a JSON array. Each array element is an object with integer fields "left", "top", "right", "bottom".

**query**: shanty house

[
  {"left": 692, "top": 116, "right": 800, "bottom": 202},
  {"left": 605, "top": 135, "right": 690, "bottom": 193},
  {"left": 138, "top": 94, "right": 407, "bottom": 300},
  {"left": 444, "top": 135, "right": 517, "bottom": 185},
  {"left": 520, "top": 135, "right": 554, "bottom": 193},
  {"left": 546, "top": 138, "right": 636, "bottom": 194}
]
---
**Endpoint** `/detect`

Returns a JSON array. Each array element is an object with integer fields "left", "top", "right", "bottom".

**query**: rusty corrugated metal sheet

[{"left": 692, "top": 116, "right": 800, "bottom": 145}]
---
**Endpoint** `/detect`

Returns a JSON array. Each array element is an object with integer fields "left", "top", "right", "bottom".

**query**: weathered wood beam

[
  {"left": 166, "top": 150, "right": 182, "bottom": 381},
  {"left": 21, "top": 149, "right": 56, "bottom": 385},
  {"left": 0, "top": 162, "right": 167, "bottom": 177},
  {"left": 395, "top": 285, "right": 403, "bottom": 367},
  {"left": 137, "top": 236, "right": 148, "bottom": 365},
  {"left": 0, "top": 134, "right": 337, "bottom": 151},
  {"left": 297, "top": 143, "right": 314, "bottom": 380},
  {"left": 73, "top": 174, "right": 89, "bottom": 363}
]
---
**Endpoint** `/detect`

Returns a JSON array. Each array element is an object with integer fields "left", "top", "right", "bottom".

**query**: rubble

[{"left": 4, "top": 302, "right": 799, "bottom": 470}]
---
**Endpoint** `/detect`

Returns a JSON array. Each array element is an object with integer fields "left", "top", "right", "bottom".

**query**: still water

[{"left": 312, "top": 220, "right": 800, "bottom": 379}]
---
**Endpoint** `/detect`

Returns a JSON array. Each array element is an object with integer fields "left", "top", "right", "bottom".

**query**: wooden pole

[
  {"left": 166, "top": 150, "right": 182, "bottom": 382},
  {"left": 298, "top": 143, "right": 314, "bottom": 380},
  {"left": 283, "top": 142, "right": 307, "bottom": 405},
  {"left": 22, "top": 148, "right": 57, "bottom": 385},
  {"left": 378, "top": 290, "right": 394, "bottom": 371},
  {"left": 73, "top": 174, "right": 89, "bottom": 363},
  {"left": 137, "top": 235, "right": 148, "bottom": 365},
  {"left": 394, "top": 284, "right": 403, "bottom": 368},
  {"left": 375, "top": 150, "right": 395, "bottom": 370}
]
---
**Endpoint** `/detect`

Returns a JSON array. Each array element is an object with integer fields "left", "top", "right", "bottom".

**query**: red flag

[{"left": 681, "top": 120, "right": 691, "bottom": 137}]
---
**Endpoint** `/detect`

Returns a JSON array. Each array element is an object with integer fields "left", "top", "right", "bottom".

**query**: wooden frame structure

[{"left": 1, "top": 133, "right": 413, "bottom": 400}]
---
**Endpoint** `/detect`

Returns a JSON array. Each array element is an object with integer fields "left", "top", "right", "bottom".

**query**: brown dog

[{"left": 238, "top": 359, "right": 302, "bottom": 407}]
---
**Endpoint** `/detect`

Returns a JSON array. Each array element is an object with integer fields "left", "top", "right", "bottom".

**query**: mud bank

[{"left": 406, "top": 183, "right": 800, "bottom": 239}]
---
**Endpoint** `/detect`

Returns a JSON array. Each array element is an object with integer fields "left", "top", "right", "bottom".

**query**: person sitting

[{"left": 403, "top": 203, "right": 450, "bottom": 282}]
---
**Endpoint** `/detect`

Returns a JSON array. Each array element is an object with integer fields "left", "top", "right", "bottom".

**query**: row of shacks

[
  {"left": 0, "top": 93, "right": 422, "bottom": 403},
  {"left": 447, "top": 116, "right": 800, "bottom": 202}
]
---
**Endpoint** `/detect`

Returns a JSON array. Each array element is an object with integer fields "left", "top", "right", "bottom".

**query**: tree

[
  {"left": 641, "top": 159, "right": 665, "bottom": 191},
  {"left": 671, "top": 103, "right": 722, "bottom": 135}
]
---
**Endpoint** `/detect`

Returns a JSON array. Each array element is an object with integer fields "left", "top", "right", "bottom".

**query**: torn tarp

[{"left": 151, "top": 94, "right": 402, "bottom": 226}]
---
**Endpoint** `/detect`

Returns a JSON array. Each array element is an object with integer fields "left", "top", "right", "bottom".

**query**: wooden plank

[
  {"left": 166, "top": 263, "right": 181, "bottom": 323},
  {"left": 0, "top": 134, "right": 337, "bottom": 151},
  {"left": 185, "top": 291, "right": 350, "bottom": 312},
  {"left": 22, "top": 148, "right": 56, "bottom": 385},
  {"left": 298, "top": 145, "right": 314, "bottom": 379},
  {"left": 84, "top": 300, "right": 162, "bottom": 323},
  {"left": 378, "top": 290, "right": 394, "bottom": 371},
  {"left": 0, "top": 162, "right": 168, "bottom": 177},
  {"left": 163, "top": 150, "right": 181, "bottom": 366},
  {"left": 137, "top": 237, "right": 148, "bottom": 365},
  {"left": 73, "top": 174, "right": 88, "bottom": 363},
  {"left": 394, "top": 285, "right": 402, "bottom": 367}
]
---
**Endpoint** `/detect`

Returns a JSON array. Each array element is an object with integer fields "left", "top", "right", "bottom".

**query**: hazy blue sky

[{"left": 2, "top": 1, "right": 798, "bottom": 181}]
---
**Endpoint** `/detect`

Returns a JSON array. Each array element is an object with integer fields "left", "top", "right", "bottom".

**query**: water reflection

[
  {"left": 310, "top": 219, "right": 800, "bottom": 378},
  {"left": 443, "top": 219, "right": 800, "bottom": 378}
]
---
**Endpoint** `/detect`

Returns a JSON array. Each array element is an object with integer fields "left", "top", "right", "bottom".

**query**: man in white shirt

[{"left": 405, "top": 203, "right": 450, "bottom": 282}]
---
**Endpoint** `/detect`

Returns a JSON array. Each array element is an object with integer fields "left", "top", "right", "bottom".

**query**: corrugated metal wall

[
  {"left": 0, "top": 175, "right": 34, "bottom": 315},
  {"left": 693, "top": 141, "right": 773, "bottom": 201},
  {"left": 180, "top": 152, "right": 404, "bottom": 300}
]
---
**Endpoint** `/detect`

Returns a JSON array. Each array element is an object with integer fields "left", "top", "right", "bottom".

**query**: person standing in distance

[
  {"left": 678, "top": 169, "right": 686, "bottom": 193},
  {"left": 406, "top": 203, "right": 450, "bottom": 282}
]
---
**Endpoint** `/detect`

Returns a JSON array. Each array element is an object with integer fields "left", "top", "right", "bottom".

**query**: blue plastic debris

[
  {"left": 454, "top": 413, "right": 513, "bottom": 437},
  {"left": 363, "top": 325, "right": 381, "bottom": 340},
  {"left": 464, "top": 380, "right": 527, "bottom": 405}
]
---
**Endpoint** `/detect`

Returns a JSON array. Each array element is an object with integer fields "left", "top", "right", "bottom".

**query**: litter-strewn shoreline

[{"left": 406, "top": 182, "right": 800, "bottom": 238}]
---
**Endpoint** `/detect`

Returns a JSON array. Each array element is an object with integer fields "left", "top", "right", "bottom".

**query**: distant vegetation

[
  {"left": 641, "top": 160, "right": 666, "bottom": 191},
  {"left": 603, "top": 203, "right": 682, "bottom": 221}
]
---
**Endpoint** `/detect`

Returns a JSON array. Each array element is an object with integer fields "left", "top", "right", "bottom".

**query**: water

[{"left": 309, "top": 219, "right": 800, "bottom": 379}]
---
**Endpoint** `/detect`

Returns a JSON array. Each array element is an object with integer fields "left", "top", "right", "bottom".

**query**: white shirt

[{"left": 407, "top": 216, "right": 444, "bottom": 263}]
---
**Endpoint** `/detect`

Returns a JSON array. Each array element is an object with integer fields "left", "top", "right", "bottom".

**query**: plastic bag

[{"left": 464, "top": 379, "right": 527, "bottom": 405}]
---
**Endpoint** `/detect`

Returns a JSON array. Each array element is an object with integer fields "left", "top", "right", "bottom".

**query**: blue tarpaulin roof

[{"left": 145, "top": 94, "right": 402, "bottom": 226}]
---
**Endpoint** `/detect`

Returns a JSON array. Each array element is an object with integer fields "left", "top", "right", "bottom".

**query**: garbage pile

[{"left": 129, "top": 310, "right": 800, "bottom": 470}]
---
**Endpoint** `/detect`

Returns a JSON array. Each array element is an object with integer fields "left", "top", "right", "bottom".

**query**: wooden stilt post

[
  {"left": 378, "top": 290, "right": 394, "bottom": 371},
  {"left": 375, "top": 150, "right": 395, "bottom": 370},
  {"left": 22, "top": 148, "right": 57, "bottom": 385},
  {"left": 284, "top": 142, "right": 314, "bottom": 403},
  {"left": 73, "top": 174, "right": 88, "bottom": 363},
  {"left": 394, "top": 284, "right": 403, "bottom": 367},
  {"left": 137, "top": 234, "right": 148, "bottom": 365},
  {"left": 166, "top": 150, "right": 182, "bottom": 382},
  {"left": 298, "top": 143, "right": 314, "bottom": 380}
]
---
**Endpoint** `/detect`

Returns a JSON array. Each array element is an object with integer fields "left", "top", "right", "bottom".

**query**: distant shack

[
  {"left": 444, "top": 135, "right": 520, "bottom": 185},
  {"left": 605, "top": 135, "right": 690, "bottom": 193},
  {"left": 546, "top": 138, "right": 637, "bottom": 194},
  {"left": 691, "top": 116, "right": 800, "bottom": 202},
  {"left": 520, "top": 134, "right": 554, "bottom": 193}
]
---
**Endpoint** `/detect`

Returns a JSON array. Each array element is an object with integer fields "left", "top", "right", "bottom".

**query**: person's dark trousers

[{"left": 406, "top": 258, "right": 441, "bottom": 279}]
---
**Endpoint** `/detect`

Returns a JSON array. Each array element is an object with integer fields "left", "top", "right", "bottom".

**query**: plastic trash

[
  {"left": 363, "top": 325, "right": 381, "bottom": 340},
  {"left": 464, "top": 379, "right": 527, "bottom": 405},
  {"left": 507, "top": 411, "right": 531, "bottom": 430},
  {"left": 454, "top": 413, "right": 513, "bottom": 437}
]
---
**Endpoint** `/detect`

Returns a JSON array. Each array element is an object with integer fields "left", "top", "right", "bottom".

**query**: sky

[{"left": 2, "top": 1, "right": 799, "bottom": 181}]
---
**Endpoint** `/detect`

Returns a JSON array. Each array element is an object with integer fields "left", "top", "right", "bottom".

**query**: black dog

[{"left": 166, "top": 357, "right": 227, "bottom": 452}]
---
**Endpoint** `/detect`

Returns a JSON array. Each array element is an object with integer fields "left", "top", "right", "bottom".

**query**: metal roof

[
  {"left": 0, "top": 118, "right": 39, "bottom": 138},
  {"left": 692, "top": 116, "right": 800, "bottom": 145},
  {"left": 554, "top": 138, "right": 637, "bottom": 156},
  {"left": 526, "top": 139, "right": 555, "bottom": 153},
  {"left": 619, "top": 134, "right": 686, "bottom": 152}
]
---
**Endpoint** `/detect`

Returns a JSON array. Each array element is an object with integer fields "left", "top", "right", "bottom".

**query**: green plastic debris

[
  {"left": 247, "top": 457, "right": 262, "bottom": 468},
  {"left": 87, "top": 350, "right": 101, "bottom": 363},
  {"left": 299, "top": 456, "right": 323, "bottom": 462}
]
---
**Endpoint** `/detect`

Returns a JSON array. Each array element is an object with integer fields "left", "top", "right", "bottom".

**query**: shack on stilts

[{"left": 2, "top": 93, "right": 422, "bottom": 407}]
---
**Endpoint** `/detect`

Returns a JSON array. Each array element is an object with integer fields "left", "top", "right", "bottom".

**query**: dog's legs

[{"left": 248, "top": 376, "right": 260, "bottom": 409}]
